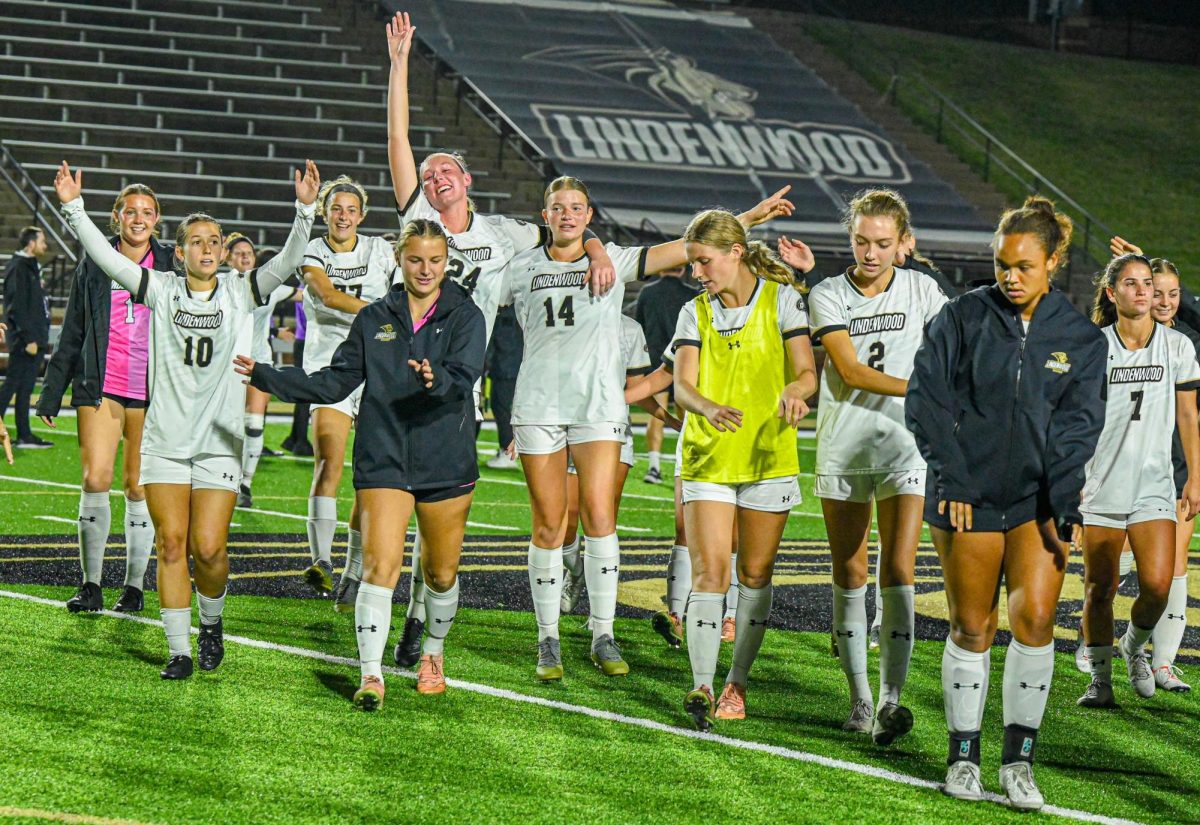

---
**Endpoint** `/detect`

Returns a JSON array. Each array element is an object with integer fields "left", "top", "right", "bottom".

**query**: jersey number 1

[
  {"left": 543, "top": 295, "right": 575, "bottom": 327},
  {"left": 183, "top": 336, "right": 214, "bottom": 368}
]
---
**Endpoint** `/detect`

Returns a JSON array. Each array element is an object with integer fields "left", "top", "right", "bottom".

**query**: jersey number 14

[{"left": 543, "top": 295, "right": 575, "bottom": 327}]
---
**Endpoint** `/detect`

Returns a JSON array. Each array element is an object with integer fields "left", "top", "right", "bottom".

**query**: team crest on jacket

[
  {"left": 1044, "top": 352, "right": 1071, "bottom": 374},
  {"left": 375, "top": 323, "right": 397, "bottom": 342}
]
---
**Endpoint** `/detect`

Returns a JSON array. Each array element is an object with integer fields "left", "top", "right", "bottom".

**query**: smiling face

[
  {"left": 175, "top": 221, "right": 224, "bottom": 280},
  {"left": 420, "top": 154, "right": 472, "bottom": 213},
  {"left": 325, "top": 192, "right": 365, "bottom": 245},
  {"left": 400, "top": 235, "right": 448, "bottom": 301},
  {"left": 1108, "top": 260, "right": 1154, "bottom": 321},
  {"left": 543, "top": 188, "right": 593, "bottom": 245},
  {"left": 994, "top": 232, "right": 1057, "bottom": 313},
  {"left": 685, "top": 241, "right": 742, "bottom": 296},
  {"left": 114, "top": 194, "right": 159, "bottom": 248},
  {"left": 226, "top": 239, "right": 255, "bottom": 273},
  {"left": 850, "top": 214, "right": 902, "bottom": 281},
  {"left": 1152, "top": 270, "right": 1181, "bottom": 324}
]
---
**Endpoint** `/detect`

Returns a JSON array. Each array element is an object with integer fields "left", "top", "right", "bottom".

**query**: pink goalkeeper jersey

[{"left": 103, "top": 245, "right": 153, "bottom": 399}]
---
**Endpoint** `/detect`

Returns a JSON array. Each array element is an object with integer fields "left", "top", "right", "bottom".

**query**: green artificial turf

[
  {"left": 805, "top": 17, "right": 1200, "bottom": 287},
  {"left": 2, "top": 587, "right": 1197, "bottom": 824}
]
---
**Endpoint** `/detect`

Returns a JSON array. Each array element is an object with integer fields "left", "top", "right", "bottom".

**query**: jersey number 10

[{"left": 183, "top": 336, "right": 214, "bottom": 368}]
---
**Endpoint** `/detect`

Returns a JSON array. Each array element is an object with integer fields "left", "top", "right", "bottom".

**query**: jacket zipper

[{"left": 1000, "top": 322, "right": 1027, "bottom": 530}]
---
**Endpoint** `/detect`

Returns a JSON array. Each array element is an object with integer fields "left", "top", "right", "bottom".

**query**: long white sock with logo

[
  {"left": 666, "top": 544, "right": 691, "bottom": 616},
  {"left": 1152, "top": 575, "right": 1189, "bottom": 669},
  {"left": 528, "top": 543, "right": 563, "bottom": 640},
  {"left": 306, "top": 496, "right": 336, "bottom": 565},
  {"left": 878, "top": 585, "right": 915, "bottom": 705},
  {"left": 407, "top": 531, "right": 426, "bottom": 623},
  {"left": 197, "top": 587, "right": 226, "bottom": 626},
  {"left": 1002, "top": 639, "right": 1054, "bottom": 730},
  {"left": 726, "top": 583, "right": 772, "bottom": 685},
  {"left": 123, "top": 496, "right": 153, "bottom": 589},
  {"left": 423, "top": 578, "right": 459, "bottom": 656},
  {"left": 685, "top": 591, "right": 724, "bottom": 690},
  {"left": 161, "top": 607, "right": 192, "bottom": 659},
  {"left": 355, "top": 581, "right": 393, "bottom": 679},
  {"left": 942, "top": 638, "right": 988, "bottom": 733},
  {"left": 584, "top": 533, "right": 620, "bottom": 640},
  {"left": 78, "top": 491, "right": 110, "bottom": 585},
  {"left": 833, "top": 583, "right": 872, "bottom": 704},
  {"left": 241, "top": 412, "right": 265, "bottom": 488}
]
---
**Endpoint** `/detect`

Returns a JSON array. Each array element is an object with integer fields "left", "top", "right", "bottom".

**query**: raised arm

[
  {"left": 251, "top": 160, "right": 319, "bottom": 299},
  {"left": 55, "top": 163, "right": 142, "bottom": 294},
  {"left": 386, "top": 12, "right": 419, "bottom": 209}
]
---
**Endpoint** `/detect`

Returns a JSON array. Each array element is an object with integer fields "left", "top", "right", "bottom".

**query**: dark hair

[
  {"left": 18, "top": 226, "right": 42, "bottom": 250},
  {"left": 993, "top": 196, "right": 1073, "bottom": 274},
  {"left": 1151, "top": 257, "right": 1180, "bottom": 280},
  {"left": 1091, "top": 252, "right": 1152, "bottom": 327}
]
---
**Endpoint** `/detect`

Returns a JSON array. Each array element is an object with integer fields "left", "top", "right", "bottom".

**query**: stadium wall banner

[{"left": 392, "top": 0, "right": 991, "bottom": 244}]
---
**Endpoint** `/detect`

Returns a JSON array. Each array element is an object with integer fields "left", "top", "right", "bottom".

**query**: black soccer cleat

[
  {"left": 112, "top": 585, "right": 144, "bottom": 613},
  {"left": 684, "top": 687, "right": 715, "bottom": 732},
  {"left": 66, "top": 582, "right": 103, "bottom": 613},
  {"left": 393, "top": 617, "right": 424, "bottom": 668},
  {"left": 197, "top": 618, "right": 225, "bottom": 671},
  {"left": 160, "top": 655, "right": 194, "bottom": 680}
]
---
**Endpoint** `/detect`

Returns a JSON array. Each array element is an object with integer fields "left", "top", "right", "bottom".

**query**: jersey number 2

[
  {"left": 867, "top": 342, "right": 885, "bottom": 372},
  {"left": 183, "top": 336, "right": 214, "bottom": 368},
  {"left": 543, "top": 296, "right": 575, "bottom": 327},
  {"left": 1130, "top": 390, "right": 1144, "bottom": 421}
]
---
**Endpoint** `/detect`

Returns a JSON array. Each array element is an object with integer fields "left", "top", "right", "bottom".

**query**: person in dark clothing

[
  {"left": 237, "top": 219, "right": 486, "bottom": 708},
  {"left": 634, "top": 264, "right": 698, "bottom": 483},
  {"left": 280, "top": 302, "right": 314, "bottom": 456},
  {"left": 484, "top": 303, "right": 522, "bottom": 468},
  {"left": 1, "top": 227, "right": 52, "bottom": 448},
  {"left": 905, "top": 197, "right": 1107, "bottom": 811}
]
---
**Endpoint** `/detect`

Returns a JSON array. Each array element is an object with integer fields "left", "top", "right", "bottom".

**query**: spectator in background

[
  {"left": 484, "top": 304, "right": 523, "bottom": 469},
  {"left": 634, "top": 264, "right": 698, "bottom": 484},
  {"left": 1, "top": 227, "right": 52, "bottom": 448},
  {"left": 280, "top": 301, "right": 314, "bottom": 457}
]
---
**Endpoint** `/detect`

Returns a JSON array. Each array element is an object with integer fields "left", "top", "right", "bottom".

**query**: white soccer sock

[
  {"left": 686, "top": 591, "right": 724, "bottom": 690},
  {"left": 342, "top": 528, "right": 363, "bottom": 582},
  {"left": 943, "top": 638, "right": 988, "bottom": 733},
  {"left": 879, "top": 585, "right": 915, "bottom": 705},
  {"left": 726, "top": 583, "right": 772, "bottom": 685},
  {"left": 407, "top": 531, "right": 426, "bottom": 623},
  {"left": 241, "top": 412, "right": 265, "bottom": 488},
  {"left": 123, "top": 496, "right": 153, "bottom": 589},
  {"left": 1121, "top": 620, "right": 1155, "bottom": 654},
  {"left": 562, "top": 535, "right": 583, "bottom": 578},
  {"left": 833, "top": 583, "right": 872, "bottom": 704},
  {"left": 1002, "top": 639, "right": 1054, "bottom": 730},
  {"left": 871, "top": 544, "right": 884, "bottom": 629},
  {"left": 1119, "top": 548, "right": 1134, "bottom": 578},
  {"left": 306, "top": 496, "right": 337, "bottom": 565},
  {"left": 666, "top": 544, "right": 691, "bottom": 617},
  {"left": 197, "top": 587, "right": 226, "bottom": 626},
  {"left": 725, "top": 554, "right": 740, "bottom": 619},
  {"left": 355, "top": 581, "right": 394, "bottom": 679},
  {"left": 423, "top": 578, "right": 460, "bottom": 656},
  {"left": 584, "top": 533, "right": 620, "bottom": 640},
  {"left": 528, "top": 543, "right": 564, "bottom": 640},
  {"left": 161, "top": 606, "right": 192, "bottom": 659},
  {"left": 78, "top": 491, "right": 110, "bottom": 585},
  {"left": 648, "top": 450, "right": 661, "bottom": 472},
  {"left": 1152, "top": 575, "right": 1189, "bottom": 669},
  {"left": 1087, "top": 645, "right": 1115, "bottom": 682}
]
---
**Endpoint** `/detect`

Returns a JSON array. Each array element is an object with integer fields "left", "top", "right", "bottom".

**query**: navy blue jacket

[
  {"left": 3, "top": 253, "right": 49, "bottom": 350},
  {"left": 906, "top": 284, "right": 1107, "bottom": 536},
  {"left": 250, "top": 279, "right": 486, "bottom": 492}
]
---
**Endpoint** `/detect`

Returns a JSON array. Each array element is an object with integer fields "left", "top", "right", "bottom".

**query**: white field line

[
  {"left": 34, "top": 515, "right": 78, "bottom": 525},
  {"left": 0, "top": 589, "right": 1145, "bottom": 825}
]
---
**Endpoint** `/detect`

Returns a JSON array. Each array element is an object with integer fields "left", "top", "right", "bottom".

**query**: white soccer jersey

[
  {"left": 400, "top": 190, "right": 544, "bottom": 344},
  {"left": 301, "top": 234, "right": 396, "bottom": 370},
  {"left": 1083, "top": 324, "right": 1200, "bottom": 513},
  {"left": 243, "top": 281, "right": 296, "bottom": 364},
  {"left": 505, "top": 242, "right": 648, "bottom": 425},
  {"left": 808, "top": 267, "right": 948, "bottom": 475},
  {"left": 620, "top": 313, "right": 652, "bottom": 433}
]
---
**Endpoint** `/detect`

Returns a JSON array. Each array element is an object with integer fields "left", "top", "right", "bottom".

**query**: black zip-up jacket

[
  {"left": 250, "top": 279, "right": 486, "bottom": 491},
  {"left": 37, "top": 235, "right": 175, "bottom": 416},
  {"left": 905, "top": 284, "right": 1107, "bottom": 537},
  {"left": 3, "top": 253, "right": 49, "bottom": 350}
]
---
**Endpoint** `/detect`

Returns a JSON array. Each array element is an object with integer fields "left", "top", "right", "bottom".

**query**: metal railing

[
  {"left": 798, "top": 5, "right": 1116, "bottom": 275},
  {"left": 0, "top": 141, "right": 80, "bottom": 299}
]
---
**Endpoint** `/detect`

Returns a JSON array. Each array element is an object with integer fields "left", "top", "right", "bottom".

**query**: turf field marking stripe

[
  {"left": 0, "top": 474, "right": 86, "bottom": 491},
  {"left": 0, "top": 807, "right": 158, "bottom": 825},
  {"left": 34, "top": 516, "right": 79, "bottom": 525},
  {"left": 0, "top": 590, "right": 1144, "bottom": 825}
]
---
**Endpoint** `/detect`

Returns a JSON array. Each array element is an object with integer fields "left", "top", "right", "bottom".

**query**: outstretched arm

[
  {"left": 55, "top": 162, "right": 142, "bottom": 295},
  {"left": 386, "top": 12, "right": 420, "bottom": 209}
]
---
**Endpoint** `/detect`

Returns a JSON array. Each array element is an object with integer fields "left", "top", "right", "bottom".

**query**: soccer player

[
  {"left": 1076, "top": 253, "right": 1200, "bottom": 709},
  {"left": 783, "top": 190, "right": 948, "bottom": 745},
  {"left": 225, "top": 233, "right": 300, "bottom": 510},
  {"left": 671, "top": 208, "right": 816, "bottom": 729},
  {"left": 559, "top": 314, "right": 681, "bottom": 614},
  {"left": 298, "top": 175, "right": 396, "bottom": 597},
  {"left": 238, "top": 219, "right": 486, "bottom": 707},
  {"left": 38, "top": 185, "right": 171, "bottom": 614},
  {"left": 54, "top": 160, "right": 320, "bottom": 678},
  {"left": 504, "top": 178, "right": 793, "bottom": 682},
  {"left": 906, "top": 196, "right": 1107, "bottom": 811},
  {"left": 379, "top": 11, "right": 619, "bottom": 664}
]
